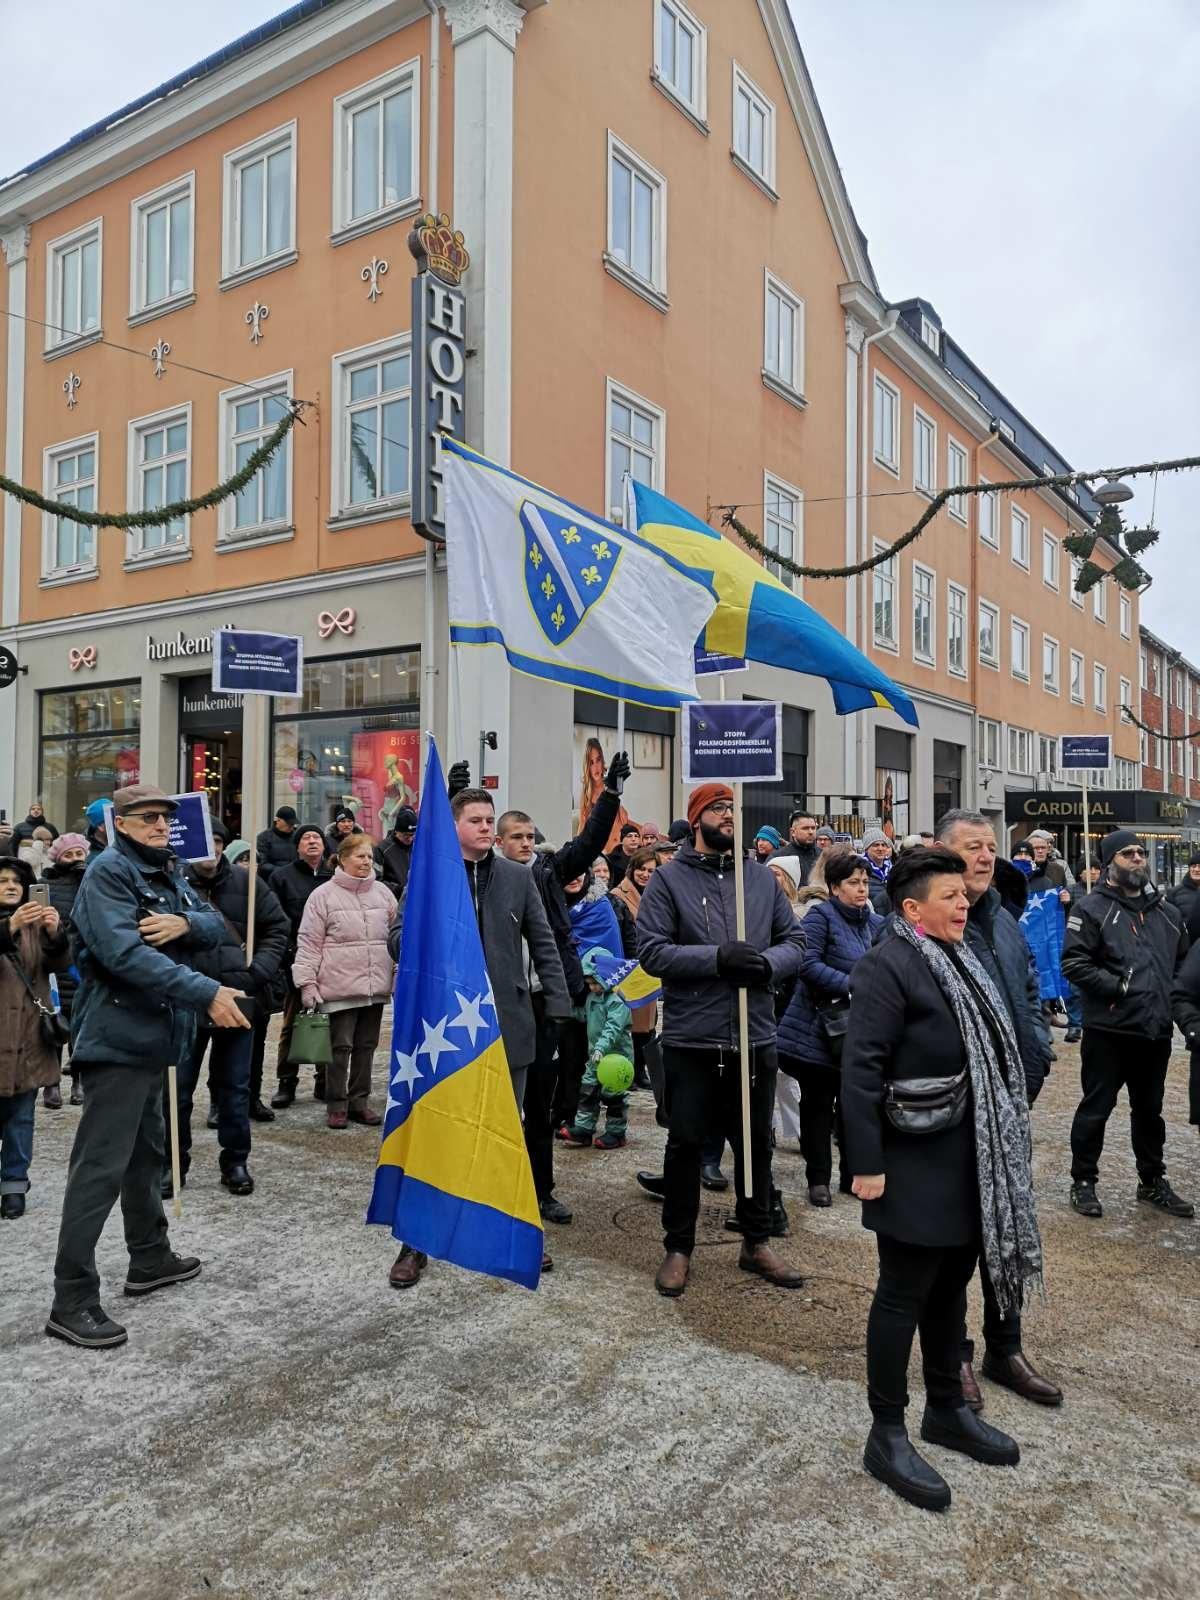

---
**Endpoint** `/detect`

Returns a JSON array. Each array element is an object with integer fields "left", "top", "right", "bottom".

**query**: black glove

[
  {"left": 716, "top": 940, "right": 771, "bottom": 986},
  {"left": 447, "top": 760, "right": 471, "bottom": 798},
  {"left": 604, "top": 751, "right": 631, "bottom": 795}
]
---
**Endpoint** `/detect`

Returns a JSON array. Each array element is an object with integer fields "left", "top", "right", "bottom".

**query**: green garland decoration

[
  {"left": 0, "top": 400, "right": 305, "bottom": 530},
  {"left": 1117, "top": 704, "right": 1200, "bottom": 743},
  {"left": 719, "top": 451, "right": 1200, "bottom": 588}
]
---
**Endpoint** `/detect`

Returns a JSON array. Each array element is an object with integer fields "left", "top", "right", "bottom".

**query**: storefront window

[
  {"left": 271, "top": 649, "right": 420, "bottom": 839},
  {"left": 40, "top": 683, "right": 141, "bottom": 829}
]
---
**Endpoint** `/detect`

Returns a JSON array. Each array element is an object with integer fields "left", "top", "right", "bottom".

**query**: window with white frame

[
  {"left": 1042, "top": 531, "right": 1059, "bottom": 589},
  {"left": 1119, "top": 677, "right": 1131, "bottom": 720},
  {"left": 1120, "top": 592, "right": 1131, "bottom": 639},
  {"left": 46, "top": 221, "right": 101, "bottom": 350},
  {"left": 219, "top": 377, "right": 292, "bottom": 539},
  {"left": 606, "top": 134, "right": 666, "bottom": 297},
  {"left": 912, "top": 564, "right": 934, "bottom": 664},
  {"left": 1008, "top": 725, "right": 1033, "bottom": 775},
  {"left": 1070, "top": 553, "right": 1084, "bottom": 606},
  {"left": 731, "top": 63, "right": 775, "bottom": 190},
  {"left": 913, "top": 409, "right": 936, "bottom": 496},
  {"left": 1155, "top": 735, "right": 1163, "bottom": 769},
  {"left": 333, "top": 60, "right": 419, "bottom": 239},
  {"left": 653, "top": 0, "right": 706, "bottom": 120},
  {"left": 1011, "top": 617, "right": 1030, "bottom": 680},
  {"left": 946, "top": 439, "right": 967, "bottom": 522},
  {"left": 1038, "top": 734, "right": 1059, "bottom": 780},
  {"left": 980, "top": 717, "right": 1001, "bottom": 770},
  {"left": 873, "top": 544, "right": 897, "bottom": 648},
  {"left": 607, "top": 381, "right": 663, "bottom": 518},
  {"left": 1139, "top": 727, "right": 1148, "bottom": 764},
  {"left": 42, "top": 436, "right": 98, "bottom": 575},
  {"left": 1176, "top": 669, "right": 1185, "bottom": 709},
  {"left": 763, "top": 474, "right": 801, "bottom": 591},
  {"left": 1093, "top": 578, "right": 1107, "bottom": 622},
  {"left": 947, "top": 583, "right": 967, "bottom": 676},
  {"left": 1173, "top": 737, "right": 1184, "bottom": 776},
  {"left": 979, "top": 482, "right": 998, "bottom": 547},
  {"left": 1042, "top": 635, "right": 1059, "bottom": 694},
  {"left": 1070, "top": 649, "right": 1085, "bottom": 704},
  {"left": 1093, "top": 663, "right": 1107, "bottom": 710},
  {"left": 1116, "top": 757, "right": 1138, "bottom": 790},
  {"left": 873, "top": 376, "right": 899, "bottom": 472},
  {"left": 919, "top": 315, "right": 940, "bottom": 354},
  {"left": 130, "top": 175, "right": 194, "bottom": 316},
  {"left": 978, "top": 600, "right": 999, "bottom": 666},
  {"left": 127, "top": 407, "right": 189, "bottom": 556},
  {"left": 763, "top": 272, "right": 804, "bottom": 397},
  {"left": 223, "top": 123, "right": 295, "bottom": 280},
  {"left": 332, "top": 339, "right": 411, "bottom": 517},
  {"left": 1139, "top": 650, "right": 1148, "bottom": 689},
  {"left": 1010, "top": 504, "right": 1030, "bottom": 568},
  {"left": 1150, "top": 653, "right": 1161, "bottom": 694}
]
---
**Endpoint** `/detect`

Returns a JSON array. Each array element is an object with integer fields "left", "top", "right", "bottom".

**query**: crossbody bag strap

[{"left": 6, "top": 951, "right": 54, "bottom": 1017}]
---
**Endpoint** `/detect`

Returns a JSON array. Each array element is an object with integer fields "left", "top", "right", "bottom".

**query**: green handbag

[{"left": 287, "top": 1008, "right": 333, "bottom": 1067}]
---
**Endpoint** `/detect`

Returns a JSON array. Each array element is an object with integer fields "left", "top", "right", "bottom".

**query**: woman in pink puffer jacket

[{"left": 293, "top": 832, "right": 397, "bottom": 1129}]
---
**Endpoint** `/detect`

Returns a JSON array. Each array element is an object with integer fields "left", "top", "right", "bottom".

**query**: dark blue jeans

[
  {"left": 1064, "top": 984, "right": 1083, "bottom": 1030},
  {"left": 0, "top": 1090, "right": 36, "bottom": 1194},
  {"left": 175, "top": 1025, "right": 253, "bottom": 1175}
]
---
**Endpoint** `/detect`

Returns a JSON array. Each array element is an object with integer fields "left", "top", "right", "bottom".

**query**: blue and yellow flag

[
  {"left": 627, "top": 480, "right": 919, "bottom": 728},
  {"left": 586, "top": 950, "right": 663, "bottom": 1012},
  {"left": 367, "top": 743, "right": 542, "bottom": 1290}
]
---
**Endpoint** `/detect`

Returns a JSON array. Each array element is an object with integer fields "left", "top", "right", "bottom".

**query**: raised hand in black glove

[
  {"left": 604, "top": 751, "right": 631, "bottom": 794},
  {"left": 447, "top": 760, "right": 471, "bottom": 798},
  {"left": 716, "top": 940, "right": 771, "bottom": 986}
]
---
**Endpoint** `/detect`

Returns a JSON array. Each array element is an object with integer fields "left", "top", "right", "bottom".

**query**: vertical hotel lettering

[{"left": 408, "top": 212, "right": 470, "bottom": 539}]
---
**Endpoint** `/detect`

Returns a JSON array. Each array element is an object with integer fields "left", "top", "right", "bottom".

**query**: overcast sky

[{"left": 2, "top": 0, "right": 1197, "bottom": 651}]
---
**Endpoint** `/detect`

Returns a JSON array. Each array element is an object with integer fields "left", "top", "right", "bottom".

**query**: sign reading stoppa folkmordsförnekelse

[
  {"left": 683, "top": 701, "right": 782, "bottom": 783},
  {"left": 212, "top": 629, "right": 304, "bottom": 697}
]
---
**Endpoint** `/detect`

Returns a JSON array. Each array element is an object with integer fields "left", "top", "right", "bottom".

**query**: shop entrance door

[{"left": 178, "top": 676, "right": 245, "bottom": 839}]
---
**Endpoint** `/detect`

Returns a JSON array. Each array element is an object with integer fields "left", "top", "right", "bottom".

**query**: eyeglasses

[
  {"left": 703, "top": 802, "right": 736, "bottom": 817},
  {"left": 1116, "top": 847, "right": 1147, "bottom": 860},
  {"left": 123, "top": 809, "right": 172, "bottom": 825}
]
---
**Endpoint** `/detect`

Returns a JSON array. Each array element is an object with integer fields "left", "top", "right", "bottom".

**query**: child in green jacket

[{"left": 562, "top": 947, "right": 632, "bottom": 1149}]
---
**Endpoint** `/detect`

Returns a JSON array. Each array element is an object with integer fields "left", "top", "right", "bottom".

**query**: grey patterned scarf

[{"left": 892, "top": 916, "right": 1044, "bottom": 1317}]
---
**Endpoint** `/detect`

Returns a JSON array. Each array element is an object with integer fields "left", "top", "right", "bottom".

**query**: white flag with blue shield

[{"left": 444, "top": 440, "right": 715, "bottom": 709}]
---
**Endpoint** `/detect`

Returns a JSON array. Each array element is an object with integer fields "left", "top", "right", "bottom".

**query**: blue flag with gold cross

[{"left": 367, "top": 742, "right": 543, "bottom": 1289}]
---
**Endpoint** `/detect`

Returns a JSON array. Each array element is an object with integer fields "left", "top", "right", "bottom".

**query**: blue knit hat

[{"left": 754, "top": 825, "right": 782, "bottom": 848}]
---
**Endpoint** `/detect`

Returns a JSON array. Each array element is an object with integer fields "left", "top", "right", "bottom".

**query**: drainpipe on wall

[
  {"left": 856, "top": 309, "right": 899, "bottom": 809},
  {"left": 421, "top": 0, "right": 442, "bottom": 763}
]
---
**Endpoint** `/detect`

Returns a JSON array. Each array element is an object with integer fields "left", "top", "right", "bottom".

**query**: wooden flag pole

[
  {"left": 166, "top": 1063, "right": 183, "bottom": 1220},
  {"left": 242, "top": 693, "right": 266, "bottom": 964},
  {"left": 730, "top": 786, "right": 754, "bottom": 1199}
]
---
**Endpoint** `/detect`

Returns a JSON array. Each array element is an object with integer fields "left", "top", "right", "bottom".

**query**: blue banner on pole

[
  {"left": 693, "top": 644, "right": 748, "bottom": 677},
  {"left": 211, "top": 629, "right": 304, "bottom": 697},
  {"left": 1060, "top": 734, "right": 1112, "bottom": 770},
  {"left": 683, "top": 701, "right": 782, "bottom": 783}
]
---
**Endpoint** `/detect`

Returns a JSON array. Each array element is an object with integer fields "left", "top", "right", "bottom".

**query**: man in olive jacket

[
  {"left": 636, "top": 781, "right": 805, "bottom": 1299},
  {"left": 46, "top": 786, "right": 250, "bottom": 1350}
]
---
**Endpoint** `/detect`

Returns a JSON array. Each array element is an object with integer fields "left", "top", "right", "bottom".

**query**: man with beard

[
  {"left": 1062, "top": 829, "right": 1193, "bottom": 1220},
  {"left": 770, "top": 810, "right": 821, "bottom": 887},
  {"left": 637, "top": 782, "right": 805, "bottom": 1298}
]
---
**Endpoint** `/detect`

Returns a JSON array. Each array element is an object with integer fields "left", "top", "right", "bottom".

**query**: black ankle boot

[
  {"left": 769, "top": 1186, "right": 790, "bottom": 1237},
  {"left": 920, "top": 1404, "right": 1020, "bottom": 1466},
  {"left": 863, "top": 1422, "right": 950, "bottom": 1511},
  {"left": 270, "top": 1081, "right": 297, "bottom": 1109}
]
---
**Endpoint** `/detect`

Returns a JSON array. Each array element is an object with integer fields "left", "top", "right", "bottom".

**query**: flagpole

[
  {"left": 616, "top": 698, "right": 626, "bottom": 761},
  {"left": 731, "top": 788, "right": 754, "bottom": 1200},
  {"left": 1082, "top": 769, "right": 1092, "bottom": 880}
]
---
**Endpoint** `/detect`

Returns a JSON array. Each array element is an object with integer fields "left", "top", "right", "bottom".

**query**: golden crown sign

[{"left": 407, "top": 212, "right": 470, "bottom": 286}]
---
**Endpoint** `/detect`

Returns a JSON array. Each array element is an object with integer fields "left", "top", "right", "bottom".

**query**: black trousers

[
  {"left": 1070, "top": 1028, "right": 1171, "bottom": 1185},
  {"left": 960, "top": 1251, "right": 1022, "bottom": 1362},
  {"left": 779, "top": 1054, "right": 845, "bottom": 1187},
  {"left": 527, "top": 996, "right": 560, "bottom": 1203},
  {"left": 550, "top": 1017, "right": 589, "bottom": 1132},
  {"left": 1189, "top": 1051, "right": 1200, "bottom": 1127},
  {"left": 661, "top": 1044, "right": 776, "bottom": 1254},
  {"left": 867, "top": 1233, "right": 978, "bottom": 1425}
]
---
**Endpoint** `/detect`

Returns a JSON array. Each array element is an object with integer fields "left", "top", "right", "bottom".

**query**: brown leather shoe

[
  {"left": 738, "top": 1242, "right": 805, "bottom": 1288},
  {"left": 388, "top": 1246, "right": 428, "bottom": 1289},
  {"left": 326, "top": 1108, "right": 348, "bottom": 1129},
  {"left": 655, "top": 1251, "right": 691, "bottom": 1297},
  {"left": 349, "top": 1104, "right": 382, "bottom": 1126},
  {"left": 541, "top": 1251, "right": 553, "bottom": 1272},
  {"left": 960, "top": 1358, "right": 984, "bottom": 1412},
  {"left": 981, "top": 1349, "right": 1063, "bottom": 1407}
]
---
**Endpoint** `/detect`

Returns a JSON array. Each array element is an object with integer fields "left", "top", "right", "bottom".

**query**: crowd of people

[{"left": 3, "top": 778, "right": 1198, "bottom": 1515}]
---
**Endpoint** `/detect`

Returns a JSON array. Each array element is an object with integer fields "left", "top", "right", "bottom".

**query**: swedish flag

[{"left": 367, "top": 743, "right": 542, "bottom": 1289}]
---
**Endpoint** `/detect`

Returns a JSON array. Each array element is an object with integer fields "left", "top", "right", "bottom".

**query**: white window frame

[
  {"left": 331, "top": 59, "right": 421, "bottom": 245},
  {"left": 1011, "top": 616, "right": 1030, "bottom": 681},
  {"left": 1151, "top": 654, "right": 1161, "bottom": 694},
  {"left": 919, "top": 315, "right": 940, "bottom": 354},
  {"left": 329, "top": 335, "right": 413, "bottom": 525},
  {"left": 762, "top": 271, "right": 805, "bottom": 405},
  {"left": 1010, "top": 503, "right": 1030, "bottom": 570},
  {"left": 1070, "top": 649, "right": 1085, "bottom": 705},
  {"left": 1038, "top": 734, "right": 1059, "bottom": 781},
  {"left": 1093, "top": 662, "right": 1107, "bottom": 711},
  {"left": 604, "top": 132, "right": 668, "bottom": 307},
  {"left": 1120, "top": 591, "right": 1131, "bottom": 639},
  {"left": 1070, "top": 553, "right": 1084, "bottom": 607},
  {"left": 1175, "top": 669, "right": 1185, "bottom": 709},
  {"left": 731, "top": 62, "right": 776, "bottom": 195},
  {"left": 978, "top": 599, "right": 1000, "bottom": 668},
  {"left": 978, "top": 481, "right": 998, "bottom": 548},
  {"left": 912, "top": 562, "right": 935, "bottom": 666},
  {"left": 1008, "top": 725, "right": 1033, "bottom": 776},
  {"left": 1042, "top": 530, "right": 1059, "bottom": 590},
  {"left": 221, "top": 121, "right": 298, "bottom": 287},
  {"left": 652, "top": 0, "right": 707, "bottom": 125},
  {"left": 1119, "top": 677, "right": 1132, "bottom": 721},
  {"left": 913, "top": 407, "right": 936, "bottom": 498},
  {"left": 605, "top": 377, "right": 665, "bottom": 523},
  {"left": 873, "top": 541, "right": 898, "bottom": 651},
  {"left": 946, "top": 438, "right": 967, "bottom": 523},
  {"left": 41, "top": 432, "right": 100, "bottom": 580},
  {"left": 44, "top": 219, "right": 103, "bottom": 355},
  {"left": 762, "top": 471, "right": 803, "bottom": 593},
  {"left": 1093, "top": 577, "right": 1107, "bottom": 623},
  {"left": 125, "top": 403, "right": 192, "bottom": 564},
  {"left": 947, "top": 582, "right": 967, "bottom": 678},
  {"left": 872, "top": 375, "right": 900, "bottom": 475},
  {"left": 129, "top": 172, "right": 195, "bottom": 323},
  {"left": 980, "top": 717, "right": 1002, "bottom": 770},
  {"left": 1139, "top": 650, "right": 1147, "bottom": 689},
  {"left": 1042, "top": 634, "right": 1060, "bottom": 695},
  {"left": 217, "top": 371, "right": 294, "bottom": 545}
]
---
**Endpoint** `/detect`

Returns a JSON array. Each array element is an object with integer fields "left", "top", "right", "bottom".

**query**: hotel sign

[{"left": 409, "top": 212, "right": 469, "bottom": 542}]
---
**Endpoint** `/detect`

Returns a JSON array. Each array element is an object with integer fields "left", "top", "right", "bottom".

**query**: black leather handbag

[
  {"left": 884, "top": 1070, "right": 969, "bottom": 1136},
  {"left": 816, "top": 995, "right": 851, "bottom": 1065}
]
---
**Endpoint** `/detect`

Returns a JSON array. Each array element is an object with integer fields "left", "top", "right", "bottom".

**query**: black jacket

[
  {"left": 769, "top": 839, "right": 820, "bottom": 888},
  {"left": 256, "top": 823, "right": 299, "bottom": 881},
  {"left": 1061, "top": 879, "right": 1187, "bottom": 1039},
  {"left": 1171, "top": 939, "right": 1200, "bottom": 1052},
  {"left": 607, "top": 843, "right": 636, "bottom": 889},
  {"left": 184, "top": 854, "right": 290, "bottom": 1004},
  {"left": 636, "top": 844, "right": 804, "bottom": 1049},
  {"left": 530, "top": 787, "right": 620, "bottom": 1004},
  {"left": 259, "top": 855, "right": 331, "bottom": 942},
  {"left": 41, "top": 861, "right": 87, "bottom": 1012},
  {"left": 840, "top": 936, "right": 978, "bottom": 1248},
  {"left": 1167, "top": 877, "right": 1200, "bottom": 944},
  {"left": 12, "top": 813, "right": 59, "bottom": 845},
  {"left": 380, "top": 836, "right": 415, "bottom": 897},
  {"left": 965, "top": 886, "right": 1053, "bottom": 1099}
]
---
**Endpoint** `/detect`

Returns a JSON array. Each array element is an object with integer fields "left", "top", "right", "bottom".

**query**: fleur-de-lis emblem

[
  {"left": 592, "top": 540, "right": 612, "bottom": 561},
  {"left": 550, "top": 604, "right": 566, "bottom": 630},
  {"left": 541, "top": 574, "right": 555, "bottom": 599},
  {"left": 581, "top": 565, "right": 602, "bottom": 586},
  {"left": 529, "top": 545, "right": 543, "bottom": 569},
  {"left": 561, "top": 525, "right": 581, "bottom": 545}
]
